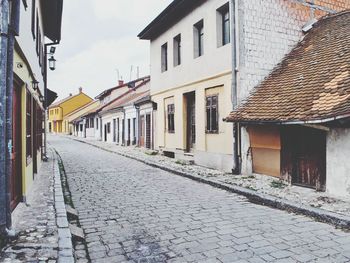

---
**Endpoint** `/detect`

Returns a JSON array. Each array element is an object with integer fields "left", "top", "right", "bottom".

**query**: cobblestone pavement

[
  {"left": 0, "top": 150, "right": 58, "bottom": 263},
  {"left": 67, "top": 135, "right": 350, "bottom": 217},
  {"left": 50, "top": 136, "right": 350, "bottom": 263}
]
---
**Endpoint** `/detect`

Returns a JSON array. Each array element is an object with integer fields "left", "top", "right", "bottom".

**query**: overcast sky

[{"left": 48, "top": 0, "right": 172, "bottom": 100}]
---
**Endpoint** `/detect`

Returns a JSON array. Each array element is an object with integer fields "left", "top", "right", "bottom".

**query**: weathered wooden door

[
  {"left": 139, "top": 115, "right": 145, "bottom": 147},
  {"left": 284, "top": 126, "right": 326, "bottom": 190},
  {"left": 11, "top": 84, "right": 22, "bottom": 210}
]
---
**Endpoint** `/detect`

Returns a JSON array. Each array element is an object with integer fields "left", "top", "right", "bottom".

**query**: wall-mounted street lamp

[
  {"left": 48, "top": 56, "right": 56, "bottom": 71},
  {"left": 32, "top": 79, "right": 39, "bottom": 90}
]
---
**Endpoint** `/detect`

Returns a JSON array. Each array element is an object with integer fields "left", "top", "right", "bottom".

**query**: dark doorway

[
  {"left": 11, "top": 82, "right": 23, "bottom": 210},
  {"left": 185, "top": 92, "right": 196, "bottom": 152},
  {"left": 104, "top": 124, "right": 107, "bottom": 142},
  {"left": 127, "top": 119, "right": 131, "bottom": 146},
  {"left": 282, "top": 126, "right": 326, "bottom": 191}
]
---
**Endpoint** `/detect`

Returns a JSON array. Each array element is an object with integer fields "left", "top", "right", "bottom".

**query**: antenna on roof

[
  {"left": 116, "top": 68, "right": 120, "bottom": 82},
  {"left": 130, "top": 65, "right": 133, "bottom": 81}
]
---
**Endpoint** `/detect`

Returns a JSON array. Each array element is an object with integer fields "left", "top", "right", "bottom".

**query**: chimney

[
  {"left": 118, "top": 80, "right": 124, "bottom": 86},
  {"left": 79, "top": 87, "right": 83, "bottom": 93}
]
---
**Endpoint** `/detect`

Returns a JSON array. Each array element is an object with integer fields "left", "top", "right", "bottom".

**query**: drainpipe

[
  {"left": 230, "top": 0, "right": 241, "bottom": 174},
  {"left": 135, "top": 105, "right": 140, "bottom": 147},
  {"left": 4, "top": 0, "right": 20, "bottom": 236},
  {"left": 0, "top": 0, "right": 10, "bottom": 236}
]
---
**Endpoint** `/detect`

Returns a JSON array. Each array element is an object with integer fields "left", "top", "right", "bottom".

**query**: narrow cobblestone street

[{"left": 50, "top": 135, "right": 350, "bottom": 263}]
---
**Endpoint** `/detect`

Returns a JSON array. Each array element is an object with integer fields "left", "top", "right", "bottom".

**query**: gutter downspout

[
  {"left": 135, "top": 105, "right": 140, "bottom": 147},
  {"left": 5, "top": 0, "right": 20, "bottom": 236},
  {"left": 0, "top": 0, "right": 10, "bottom": 236},
  {"left": 231, "top": 0, "right": 241, "bottom": 174},
  {"left": 43, "top": 42, "right": 59, "bottom": 161}
]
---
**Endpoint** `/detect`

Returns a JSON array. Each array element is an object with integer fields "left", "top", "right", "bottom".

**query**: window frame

[
  {"left": 205, "top": 95, "right": 219, "bottom": 134},
  {"left": 161, "top": 42, "right": 168, "bottom": 72},
  {"left": 167, "top": 104, "right": 175, "bottom": 133},
  {"left": 217, "top": 3, "right": 230, "bottom": 47},
  {"left": 173, "top": 34, "right": 181, "bottom": 67},
  {"left": 194, "top": 20, "right": 204, "bottom": 58}
]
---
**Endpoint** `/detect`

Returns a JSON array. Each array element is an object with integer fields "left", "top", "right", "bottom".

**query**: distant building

[
  {"left": 64, "top": 100, "right": 100, "bottom": 135},
  {"left": 48, "top": 88, "right": 92, "bottom": 133}
]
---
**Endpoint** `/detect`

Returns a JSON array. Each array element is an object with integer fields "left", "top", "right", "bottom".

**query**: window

[
  {"left": 96, "top": 118, "right": 99, "bottom": 129},
  {"left": 107, "top": 123, "right": 111, "bottom": 134},
  {"left": 36, "top": 14, "right": 39, "bottom": 55},
  {"left": 127, "top": 119, "right": 131, "bottom": 145},
  {"left": 90, "top": 118, "right": 94, "bottom": 128},
  {"left": 26, "top": 91, "right": 32, "bottom": 163},
  {"left": 217, "top": 3, "right": 230, "bottom": 46},
  {"left": 194, "top": 20, "right": 204, "bottom": 58},
  {"left": 161, "top": 43, "right": 168, "bottom": 72},
  {"left": 167, "top": 104, "right": 175, "bottom": 133},
  {"left": 86, "top": 119, "right": 90, "bottom": 128},
  {"left": 206, "top": 95, "right": 219, "bottom": 133},
  {"left": 31, "top": 0, "right": 35, "bottom": 39},
  {"left": 173, "top": 34, "right": 181, "bottom": 67}
]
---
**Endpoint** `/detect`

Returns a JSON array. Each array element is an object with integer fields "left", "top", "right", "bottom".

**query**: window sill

[{"left": 205, "top": 131, "right": 219, "bottom": 134}]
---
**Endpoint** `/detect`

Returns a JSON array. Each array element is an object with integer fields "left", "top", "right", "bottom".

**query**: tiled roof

[
  {"left": 49, "top": 91, "right": 92, "bottom": 108},
  {"left": 225, "top": 11, "right": 350, "bottom": 124},
  {"left": 82, "top": 78, "right": 150, "bottom": 117},
  {"left": 101, "top": 90, "right": 150, "bottom": 113}
]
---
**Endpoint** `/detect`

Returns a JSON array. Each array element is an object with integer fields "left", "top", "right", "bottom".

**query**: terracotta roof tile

[{"left": 225, "top": 11, "right": 350, "bottom": 123}]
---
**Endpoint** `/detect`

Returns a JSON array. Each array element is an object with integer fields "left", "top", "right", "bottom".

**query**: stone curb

[
  {"left": 67, "top": 136, "right": 350, "bottom": 230},
  {"left": 52, "top": 149, "right": 75, "bottom": 263}
]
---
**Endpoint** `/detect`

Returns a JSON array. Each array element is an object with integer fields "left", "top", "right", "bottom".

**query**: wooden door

[
  {"left": 33, "top": 101, "right": 37, "bottom": 175},
  {"left": 186, "top": 92, "right": 195, "bottom": 152},
  {"left": 11, "top": 84, "right": 22, "bottom": 211},
  {"left": 284, "top": 126, "right": 326, "bottom": 190},
  {"left": 140, "top": 116, "right": 145, "bottom": 147},
  {"left": 146, "top": 114, "right": 151, "bottom": 149}
]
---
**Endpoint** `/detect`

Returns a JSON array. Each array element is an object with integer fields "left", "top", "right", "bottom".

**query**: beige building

[
  {"left": 139, "top": 0, "right": 233, "bottom": 171},
  {"left": 64, "top": 100, "right": 100, "bottom": 135}
]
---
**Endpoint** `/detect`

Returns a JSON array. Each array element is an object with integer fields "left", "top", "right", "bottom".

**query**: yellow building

[
  {"left": 63, "top": 100, "right": 100, "bottom": 135},
  {"left": 48, "top": 88, "right": 92, "bottom": 133},
  {"left": 6, "top": 0, "right": 63, "bottom": 213}
]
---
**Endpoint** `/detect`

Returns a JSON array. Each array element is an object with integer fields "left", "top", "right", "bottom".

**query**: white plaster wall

[
  {"left": 86, "top": 128, "right": 95, "bottom": 138},
  {"left": 101, "top": 113, "right": 115, "bottom": 143},
  {"left": 150, "top": 0, "right": 232, "bottom": 94},
  {"left": 16, "top": 0, "right": 45, "bottom": 92},
  {"left": 327, "top": 128, "right": 350, "bottom": 198}
]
